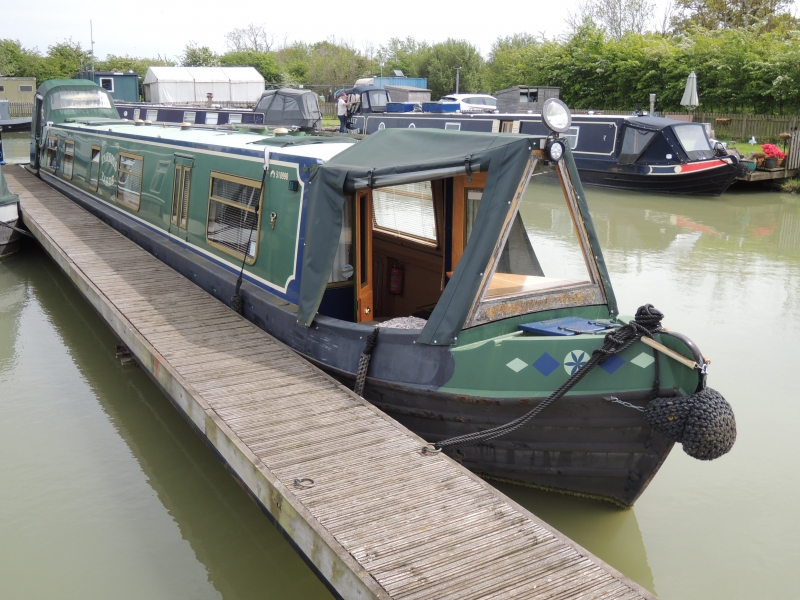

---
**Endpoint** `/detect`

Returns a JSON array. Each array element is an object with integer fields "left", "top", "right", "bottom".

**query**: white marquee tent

[{"left": 142, "top": 67, "right": 265, "bottom": 104}]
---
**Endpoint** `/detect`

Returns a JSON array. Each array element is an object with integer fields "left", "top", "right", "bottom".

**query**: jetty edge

[{"left": 6, "top": 164, "right": 659, "bottom": 600}]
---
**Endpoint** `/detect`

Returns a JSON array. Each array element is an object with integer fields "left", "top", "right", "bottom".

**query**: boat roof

[{"left": 55, "top": 119, "right": 355, "bottom": 161}]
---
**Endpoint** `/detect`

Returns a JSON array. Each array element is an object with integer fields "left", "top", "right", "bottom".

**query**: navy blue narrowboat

[{"left": 342, "top": 91, "right": 740, "bottom": 196}]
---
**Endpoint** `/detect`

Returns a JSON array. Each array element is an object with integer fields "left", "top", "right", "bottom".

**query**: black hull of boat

[
  {"left": 578, "top": 164, "right": 738, "bottom": 196},
  {"left": 38, "top": 171, "right": 673, "bottom": 505},
  {"left": 0, "top": 120, "right": 32, "bottom": 133},
  {"left": 324, "top": 371, "right": 674, "bottom": 507},
  {"left": 0, "top": 218, "right": 23, "bottom": 258}
]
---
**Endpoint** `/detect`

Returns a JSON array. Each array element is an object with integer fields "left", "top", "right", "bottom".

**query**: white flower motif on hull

[{"left": 564, "top": 350, "right": 589, "bottom": 375}]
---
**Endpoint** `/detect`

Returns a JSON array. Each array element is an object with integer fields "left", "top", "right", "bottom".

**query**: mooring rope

[
  {"left": 428, "top": 305, "right": 666, "bottom": 451},
  {"left": 230, "top": 158, "right": 268, "bottom": 315},
  {"left": 425, "top": 303, "right": 736, "bottom": 461}
]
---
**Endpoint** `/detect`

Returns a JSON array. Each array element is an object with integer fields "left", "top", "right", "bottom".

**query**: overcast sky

[{"left": 5, "top": 0, "right": 689, "bottom": 61}]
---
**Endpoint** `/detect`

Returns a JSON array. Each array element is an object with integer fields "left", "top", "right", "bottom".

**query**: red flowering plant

[{"left": 762, "top": 144, "right": 786, "bottom": 159}]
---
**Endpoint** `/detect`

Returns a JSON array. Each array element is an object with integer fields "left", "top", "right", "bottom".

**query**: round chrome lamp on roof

[{"left": 542, "top": 98, "right": 572, "bottom": 134}]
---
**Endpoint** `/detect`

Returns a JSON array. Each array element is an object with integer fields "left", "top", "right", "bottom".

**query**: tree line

[{"left": 1, "top": 0, "right": 798, "bottom": 114}]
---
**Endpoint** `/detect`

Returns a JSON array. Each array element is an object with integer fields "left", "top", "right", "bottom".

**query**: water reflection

[
  {"left": 0, "top": 244, "right": 332, "bottom": 600},
  {"left": 506, "top": 179, "right": 800, "bottom": 599}
]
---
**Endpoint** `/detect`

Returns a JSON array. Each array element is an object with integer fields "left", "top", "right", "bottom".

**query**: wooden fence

[
  {"left": 664, "top": 112, "right": 799, "bottom": 143},
  {"left": 321, "top": 102, "right": 338, "bottom": 119},
  {"left": 8, "top": 101, "right": 34, "bottom": 118}
]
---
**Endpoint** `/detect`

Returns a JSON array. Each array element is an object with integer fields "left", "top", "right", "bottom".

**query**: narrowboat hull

[
  {"left": 40, "top": 169, "right": 683, "bottom": 506},
  {"left": 579, "top": 161, "right": 739, "bottom": 196},
  {"left": 0, "top": 203, "right": 22, "bottom": 258},
  {"left": 331, "top": 373, "right": 676, "bottom": 506}
]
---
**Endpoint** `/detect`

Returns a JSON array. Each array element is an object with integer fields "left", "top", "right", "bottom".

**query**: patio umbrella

[{"left": 680, "top": 71, "right": 699, "bottom": 110}]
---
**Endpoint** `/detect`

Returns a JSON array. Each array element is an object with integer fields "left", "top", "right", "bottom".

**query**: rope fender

[
  {"left": 645, "top": 388, "right": 736, "bottom": 460},
  {"left": 426, "top": 304, "right": 736, "bottom": 461},
  {"left": 354, "top": 327, "right": 380, "bottom": 397}
]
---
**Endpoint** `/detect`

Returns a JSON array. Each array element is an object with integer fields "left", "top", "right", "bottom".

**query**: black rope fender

[
  {"left": 354, "top": 327, "right": 380, "bottom": 397},
  {"left": 425, "top": 304, "right": 736, "bottom": 461}
]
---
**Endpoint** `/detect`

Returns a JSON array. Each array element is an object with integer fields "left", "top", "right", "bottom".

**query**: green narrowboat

[{"left": 27, "top": 80, "right": 735, "bottom": 506}]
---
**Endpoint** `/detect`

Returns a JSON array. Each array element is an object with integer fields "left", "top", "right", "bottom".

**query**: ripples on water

[{"left": 2, "top": 171, "right": 799, "bottom": 598}]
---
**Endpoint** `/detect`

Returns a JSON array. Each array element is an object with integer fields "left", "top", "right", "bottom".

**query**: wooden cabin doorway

[{"left": 354, "top": 191, "right": 374, "bottom": 322}]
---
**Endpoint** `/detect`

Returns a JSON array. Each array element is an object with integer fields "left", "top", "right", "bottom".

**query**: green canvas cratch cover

[
  {"left": 0, "top": 164, "right": 19, "bottom": 207},
  {"left": 297, "top": 128, "right": 539, "bottom": 345},
  {"left": 38, "top": 79, "right": 119, "bottom": 125}
]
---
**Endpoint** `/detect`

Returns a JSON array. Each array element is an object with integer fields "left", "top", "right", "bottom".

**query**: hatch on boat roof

[{"left": 519, "top": 317, "right": 616, "bottom": 336}]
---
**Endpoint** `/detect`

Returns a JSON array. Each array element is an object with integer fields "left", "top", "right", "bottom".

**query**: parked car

[{"left": 439, "top": 94, "right": 498, "bottom": 113}]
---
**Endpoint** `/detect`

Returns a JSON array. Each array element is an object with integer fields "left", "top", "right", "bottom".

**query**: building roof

[{"left": 143, "top": 67, "right": 264, "bottom": 85}]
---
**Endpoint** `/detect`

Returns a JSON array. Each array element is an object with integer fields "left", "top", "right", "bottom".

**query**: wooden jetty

[{"left": 6, "top": 165, "right": 657, "bottom": 600}]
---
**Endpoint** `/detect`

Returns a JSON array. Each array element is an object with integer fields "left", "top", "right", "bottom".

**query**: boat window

[
  {"left": 673, "top": 124, "right": 714, "bottom": 160},
  {"left": 466, "top": 97, "right": 485, "bottom": 105},
  {"left": 133, "top": 108, "right": 140, "bottom": 120},
  {"left": 48, "top": 90, "right": 112, "bottom": 110},
  {"left": 206, "top": 172, "right": 262, "bottom": 263},
  {"left": 229, "top": 113, "right": 242, "bottom": 124},
  {"left": 484, "top": 97, "right": 497, "bottom": 107},
  {"left": 45, "top": 136, "right": 58, "bottom": 171},
  {"left": 329, "top": 199, "right": 353, "bottom": 283},
  {"left": 117, "top": 152, "right": 144, "bottom": 211},
  {"left": 99, "top": 78, "right": 114, "bottom": 92},
  {"left": 480, "top": 174, "right": 593, "bottom": 302},
  {"left": 183, "top": 111, "right": 196, "bottom": 124},
  {"left": 368, "top": 90, "right": 389, "bottom": 110},
  {"left": 62, "top": 140, "right": 75, "bottom": 180},
  {"left": 20, "top": 85, "right": 33, "bottom": 92},
  {"left": 206, "top": 113, "right": 218, "bottom": 125},
  {"left": 563, "top": 126, "right": 579, "bottom": 150},
  {"left": 88, "top": 146, "right": 100, "bottom": 191},
  {"left": 445, "top": 122, "right": 461, "bottom": 131},
  {"left": 619, "top": 127, "right": 654, "bottom": 164},
  {"left": 146, "top": 109, "right": 158, "bottom": 122},
  {"left": 372, "top": 181, "right": 437, "bottom": 246}
]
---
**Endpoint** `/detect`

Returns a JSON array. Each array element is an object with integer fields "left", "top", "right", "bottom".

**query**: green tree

[
  {"left": 415, "top": 39, "right": 484, "bottom": 99},
  {"left": 377, "top": 37, "right": 429, "bottom": 77},
  {"left": 671, "top": 0, "right": 798, "bottom": 31},
  {"left": 0, "top": 39, "right": 42, "bottom": 78},
  {"left": 97, "top": 54, "right": 175, "bottom": 76},
  {"left": 220, "top": 50, "right": 281, "bottom": 83},
  {"left": 181, "top": 42, "right": 219, "bottom": 66}
]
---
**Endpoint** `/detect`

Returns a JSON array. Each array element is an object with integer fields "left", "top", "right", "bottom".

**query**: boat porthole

[
  {"left": 378, "top": 122, "right": 385, "bottom": 130},
  {"left": 409, "top": 123, "right": 415, "bottom": 128},
  {"left": 674, "top": 166, "right": 682, "bottom": 173}
]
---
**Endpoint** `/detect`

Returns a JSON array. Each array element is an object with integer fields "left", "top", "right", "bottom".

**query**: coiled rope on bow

[{"left": 428, "top": 305, "right": 665, "bottom": 451}]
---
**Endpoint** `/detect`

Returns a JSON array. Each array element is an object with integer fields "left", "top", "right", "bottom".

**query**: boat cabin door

[
  {"left": 170, "top": 155, "right": 194, "bottom": 239},
  {"left": 354, "top": 190, "right": 373, "bottom": 322}
]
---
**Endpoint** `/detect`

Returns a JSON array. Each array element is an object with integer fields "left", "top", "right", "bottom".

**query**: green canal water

[{"left": 2, "top": 169, "right": 799, "bottom": 598}]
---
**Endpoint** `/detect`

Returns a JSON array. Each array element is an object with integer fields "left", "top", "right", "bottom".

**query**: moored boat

[
  {"left": 342, "top": 88, "right": 741, "bottom": 196},
  {"left": 26, "top": 80, "right": 736, "bottom": 506},
  {"left": 0, "top": 163, "right": 22, "bottom": 257}
]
